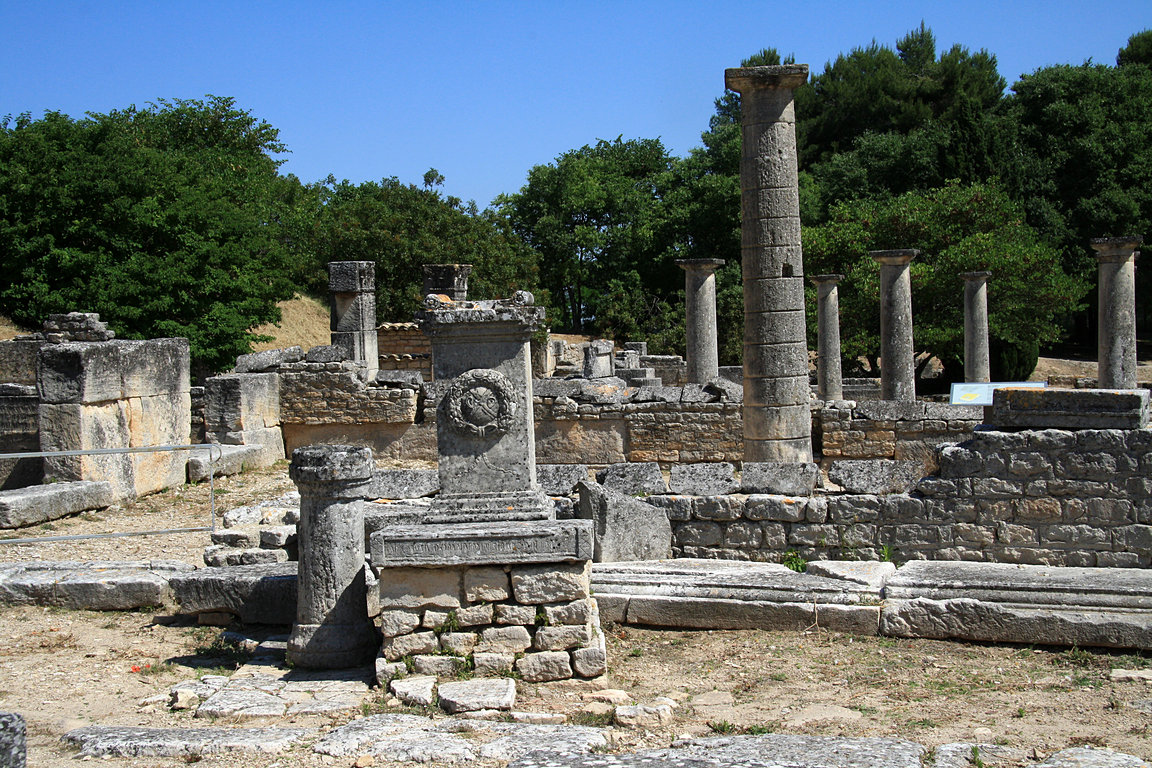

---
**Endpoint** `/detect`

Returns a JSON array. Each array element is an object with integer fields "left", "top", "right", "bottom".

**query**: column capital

[
  {"left": 725, "top": 64, "right": 808, "bottom": 93},
  {"left": 676, "top": 258, "right": 725, "bottom": 272},
  {"left": 959, "top": 271, "right": 992, "bottom": 282},
  {"left": 1090, "top": 236, "right": 1142, "bottom": 262},
  {"left": 871, "top": 249, "right": 918, "bottom": 266},
  {"left": 811, "top": 274, "right": 844, "bottom": 285}
]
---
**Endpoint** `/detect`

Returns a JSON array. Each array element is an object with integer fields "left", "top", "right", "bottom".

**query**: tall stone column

[
  {"left": 812, "top": 274, "right": 844, "bottom": 401},
  {"left": 677, "top": 258, "right": 725, "bottom": 383},
  {"left": 1091, "top": 236, "right": 1141, "bottom": 389},
  {"left": 872, "top": 250, "right": 917, "bottom": 402},
  {"left": 329, "top": 261, "right": 378, "bottom": 378},
  {"left": 725, "top": 64, "right": 812, "bottom": 462},
  {"left": 960, "top": 271, "right": 992, "bottom": 383},
  {"left": 287, "top": 444, "right": 377, "bottom": 669}
]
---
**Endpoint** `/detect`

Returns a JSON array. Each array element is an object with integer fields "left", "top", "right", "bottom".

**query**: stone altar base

[{"left": 369, "top": 519, "right": 605, "bottom": 683}]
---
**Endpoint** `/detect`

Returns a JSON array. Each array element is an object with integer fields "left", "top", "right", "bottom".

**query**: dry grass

[
  {"left": 0, "top": 315, "right": 31, "bottom": 341},
  {"left": 248, "top": 293, "right": 330, "bottom": 353}
]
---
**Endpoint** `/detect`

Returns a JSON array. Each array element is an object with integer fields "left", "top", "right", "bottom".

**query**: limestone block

[
  {"left": 532, "top": 624, "right": 592, "bottom": 653},
  {"left": 475, "top": 626, "right": 532, "bottom": 654},
  {"left": 234, "top": 346, "right": 303, "bottom": 373},
  {"left": 464, "top": 567, "right": 511, "bottom": 602},
  {"left": 693, "top": 496, "right": 745, "bottom": 521},
  {"left": 204, "top": 373, "right": 280, "bottom": 433},
  {"left": 390, "top": 675, "right": 437, "bottom": 707},
  {"left": 379, "top": 610, "right": 422, "bottom": 638},
  {"left": 596, "top": 463, "right": 667, "bottom": 496},
  {"left": 535, "top": 420, "right": 626, "bottom": 465},
  {"left": 828, "top": 460, "right": 924, "bottom": 494},
  {"left": 371, "top": 468, "right": 439, "bottom": 499},
  {"left": 473, "top": 653, "right": 515, "bottom": 675},
  {"left": 39, "top": 400, "right": 135, "bottom": 501},
  {"left": 455, "top": 603, "right": 494, "bottom": 626},
  {"left": 740, "top": 462, "right": 818, "bottom": 495},
  {"left": 515, "top": 651, "right": 572, "bottom": 682},
  {"left": 412, "top": 654, "right": 468, "bottom": 677},
  {"left": 576, "top": 481, "right": 672, "bottom": 563},
  {"left": 0, "top": 338, "right": 44, "bottom": 386},
  {"left": 169, "top": 563, "right": 297, "bottom": 625},
  {"left": 62, "top": 725, "right": 308, "bottom": 758},
  {"left": 437, "top": 678, "right": 516, "bottom": 713},
  {"left": 669, "top": 463, "right": 738, "bottom": 495},
  {"left": 614, "top": 703, "right": 673, "bottom": 728},
  {"left": 512, "top": 562, "right": 591, "bottom": 604},
  {"left": 744, "top": 495, "right": 806, "bottom": 522},
  {"left": 495, "top": 604, "right": 537, "bottom": 625},
  {"left": 378, "top": 567, "right": 461, "bottom": 610},
  {"left": 572, "top": 630, "right": 608, "bottom": 677},
  {"left": 372, "top": 520, "right": 593, "bottom": 567},
  {"left": 381, "top": 632, "right": 440, "bottom": 662},
  {"left": 127, "top": 392, "right": 192, "bottom": 495},
  {"left": 374, "top": 659, "right": 407, "bottom": 686},
  {"left": 119, "top": 338, "right": 191, "bottom": 398},
  {"left": 543, "top": 598, "right": 597, "bottom": 626},
  {"left": 0, "top": 480, "right": 113, "bottom": 529},
  {"left": 187, "top": 444, "right": 266, "bottom": 483},
  {"left": 439, "top": 632, "right": 479, "bottom": 655},
  {"left": 536, "top": 464, "right": 590, "bottom": 496},
  {"left": 993, "top": 387, "right": 1151, "bottom": 430},
  {"left": 37, "top": 342, "right": 123, "bottom": 404},
  {"left": 0, "top": 560, "right": 188, "bottom": 611}
]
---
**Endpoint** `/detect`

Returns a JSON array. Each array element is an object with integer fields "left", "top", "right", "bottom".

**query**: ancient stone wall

[
  {"left": 816, "top": 400, "right": 982, "bottom": 472},
  {"left": 0, "top": 384, "right": 41, "bottom": 489},
  {"left": 650, "top": 427, "right": 1152, "bottom": 568}
]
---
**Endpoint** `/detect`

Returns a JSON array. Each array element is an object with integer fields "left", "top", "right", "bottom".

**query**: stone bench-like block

[
  {"left": 0, "top": 480, "right": 113, "bottom": 529},
  {"left": 880, "top": 560, "right": 1152, "bottom": 649},
  {"left": 669, "top": 463, "right": 738, "bottom": 496},
  {"left": 168, "top": 562, "right": 298, "bottom": 625},
  {"left": 0, "top": 560, "right": 191, "bottom": 610},
  {"left": 987, "top": 387, "right": 1151, "bottom": 430},
  {"left": 592, "top": 559, "right": 888, "bottom": 634}
]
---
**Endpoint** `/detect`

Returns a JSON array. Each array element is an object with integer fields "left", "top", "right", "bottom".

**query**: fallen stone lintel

[
  {"left": 62, "top": 725, "right": 309, "bottom": 757},
  {"left": 0, "top": 480, "right": 114, "bottom": 529},
  {"left": 0, "top": 560, "right": 192, "bottom": 610},
  {"left": 881, "top": 561, "right": 1152, "bottom": 649}
]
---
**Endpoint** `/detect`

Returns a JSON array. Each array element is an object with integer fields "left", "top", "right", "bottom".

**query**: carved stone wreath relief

[{"left": 443, "top": 368, "right": 517, "bottom": 438}]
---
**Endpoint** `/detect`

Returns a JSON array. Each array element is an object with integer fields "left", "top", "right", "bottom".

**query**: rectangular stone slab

[
  {"left": 371, "top": 520, "right": 593, "bottom": 568},
  {"left": 987, "top": 387, "right": 1150, "bottom": 429},
  {"left": 881, "top": 560, "right": 1152, "bottom": 649}
]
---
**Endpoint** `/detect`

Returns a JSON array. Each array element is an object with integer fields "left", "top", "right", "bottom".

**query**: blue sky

[{"left": 2, "top": 1, "right": 1149, "bottom": 208}]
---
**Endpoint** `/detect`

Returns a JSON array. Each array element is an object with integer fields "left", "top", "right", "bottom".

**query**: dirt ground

[{"left": 1, "top": 464, "right": 1151, "bottom": 767}]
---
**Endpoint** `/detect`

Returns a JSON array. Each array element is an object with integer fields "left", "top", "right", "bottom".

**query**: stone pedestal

[
  {"left": 287, "top": 444, "right": 377, "bottom": 669},
  {"left": 812, "top": 274, "right": 844, "bottom": 401},
  {"left": 423, "top": 264, "right": 472, "bottom": 301},
  {"left": 872, "top": 250, "right": 917, "bottom": 402},
  {"left": 370, "top": 292, "right": 603, "bottom": 682},
  {"left": 677, "top": 259, "right": 725, "bottom": 384},
  {"left": 329, "top": 261, "right": 378, "bottom": 379},
  {"left": 725, "top": 64, "right": 812, "bottom": 463},
  {"left": 960, "top": 271, "right": 992, "bottom": 383},
  {"left": 1091, "top": 237, "right": 1141, "bottom": 389}
]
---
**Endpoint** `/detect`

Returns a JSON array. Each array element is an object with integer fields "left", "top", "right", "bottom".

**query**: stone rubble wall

[
  {"left": 376, "top": 561, "right": 607, "bottom": 683},
  {"left": 648, "top": 427, "right": 1152, "bottom": 568},
  {"left": 377, "top": 322, "right": 432, "bottom": 377},
  {"left": 816, "top": 399, "right": 983, "bottom": 472}
]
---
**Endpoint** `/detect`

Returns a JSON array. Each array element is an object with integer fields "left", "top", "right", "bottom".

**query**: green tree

[
  {"left": 803, "top": 182, "right": 1087, "bottom": 383},
  {"left": 0, "top": 97, "right": 298, "bottom": 374},
  {"left": 299, "top": 176, "right": 538, "bottom": 321},
  {"left": 496, "top": 137, "right": 675, "bottom": 333}
]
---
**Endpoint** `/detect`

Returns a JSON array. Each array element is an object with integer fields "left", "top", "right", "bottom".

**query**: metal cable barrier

[{"left": 0, "top": 443, "right": 222, "bottom": 545}]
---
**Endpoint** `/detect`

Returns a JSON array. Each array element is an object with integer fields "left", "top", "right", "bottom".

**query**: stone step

[
  {"left": 187, "top": 443, "right": 268, "bottom": 483},
  {"left": 592, "top": 558, "right": 891, "bottom": 635},
  {"left": 881, "top": 560, "right": 1152, "bottom": 649},
  {"left": 0, "top": 560, "right": 192, "bottom": 610},
  {"left": 62, "top": 725, "right": 308, "bottom": 758},
  {"left": 168, "top": 562, "right": 297, "bottom": 625},
  {"left": 0, "top": 480, "right": 113, "bottom": 529}
]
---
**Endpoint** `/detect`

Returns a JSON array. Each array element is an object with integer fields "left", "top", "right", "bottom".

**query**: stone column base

[{"left": 287, "top": 621, "right": 378, "bottom": 669}]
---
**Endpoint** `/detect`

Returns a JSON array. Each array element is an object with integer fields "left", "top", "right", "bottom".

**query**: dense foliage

[
  {"left": 2, "top": 26, "right": 1148, "bottom": 379},
  {"left": 0, "top": 98, "right": 297, "bottom": 374}
]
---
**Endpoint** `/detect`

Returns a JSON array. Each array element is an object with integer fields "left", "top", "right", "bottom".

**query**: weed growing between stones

[
  {"left": 782, "top": 549, "right": 806, "bottom": 572},
  {"left": 190, "top": 633, "right": 251, "bottom": 672},
  {"left": 571, "top": 710, "right": 614, "bottom": 727}
]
